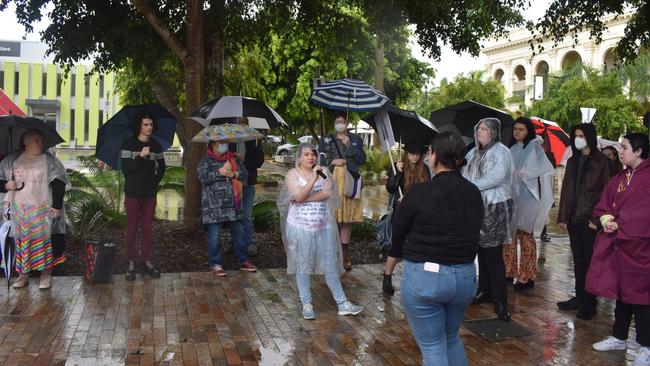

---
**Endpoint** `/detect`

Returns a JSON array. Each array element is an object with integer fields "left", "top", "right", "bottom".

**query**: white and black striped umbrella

[
  {"left": 309, "top": 78, "right": 390, "bottom": 112},
  {"left": 190, "top": 96, "right": 287, "bottom": 129}
]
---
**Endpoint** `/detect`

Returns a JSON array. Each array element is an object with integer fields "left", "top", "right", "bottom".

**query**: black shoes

[
  {"left": 143, "top": 263, "right": 161, "bottom": 278},
  {"left": 557, "top": 297, "right": 581, "bottom": 310},
  {"left": 382, "top": 274, "right": 395, "bottom": 295},
  {"left": 576, "top": 307, "right": 597, "bottom": 320},
  {"left": 495, "top": 302, "right": 511, "bottom": 322},
  {"left": 125, "top": 269, "right": 136, "bottom": 281},
  {"left": 471, "top": 291, "right": 493, "bottom": 305},
  {"left": 513, "top": 281, "right": 535, "bottom": 291}
]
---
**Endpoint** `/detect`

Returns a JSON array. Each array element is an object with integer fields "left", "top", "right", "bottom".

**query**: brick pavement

[{"left": 0, "top": 235, "right": 640, "bottom": 365}]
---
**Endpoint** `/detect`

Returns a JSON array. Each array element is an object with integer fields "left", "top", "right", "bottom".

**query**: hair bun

[{"left": 454, "top": 158, "right": 467, "bottom": 168}]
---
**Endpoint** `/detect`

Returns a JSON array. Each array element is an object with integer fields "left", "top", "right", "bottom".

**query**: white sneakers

[
  {"left": 593, "top": 336, "right": 627, "bottom": 351},
  {"left": 635, "top": 347, "right": 650, "bottom": 366},
  {"left": 337, "top": 301, "right": 363, "bottom": 316},
  {"left": 593, "top": 336, "right": 650, "bottom": 366},
  {"left": 302, "top": 304, "right": 316, "bottom": 320}
]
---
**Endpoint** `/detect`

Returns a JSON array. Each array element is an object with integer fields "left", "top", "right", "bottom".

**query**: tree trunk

[
  {"left": 181, "top": 0, "right": 207, "bottom": 231},
  {"left": 374, "top": 36, "right": 385, "bottom": 92}
]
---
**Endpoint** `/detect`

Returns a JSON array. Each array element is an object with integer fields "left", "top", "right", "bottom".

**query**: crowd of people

[{"left": 0, "top": 111, "right": 648, "bottom": 365}]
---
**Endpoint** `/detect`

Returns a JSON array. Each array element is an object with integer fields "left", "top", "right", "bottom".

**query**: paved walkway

[{"left": 0, "top": 236, "right": 640, "bottom": 365}]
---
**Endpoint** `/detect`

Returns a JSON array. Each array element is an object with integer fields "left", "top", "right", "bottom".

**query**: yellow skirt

[{"left": 332, "top": 166, "right": 363, "bottom": 223}]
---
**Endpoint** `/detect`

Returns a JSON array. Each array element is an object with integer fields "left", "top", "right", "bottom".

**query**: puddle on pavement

[{"left": 258, "top": 342, "right": 294, "bottom": 365}]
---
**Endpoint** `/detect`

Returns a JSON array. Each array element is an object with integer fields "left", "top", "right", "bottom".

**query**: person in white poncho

[
  {"left": 504, "top": 117, "right": 554, "bottom": 291},
  {"left": 277, "top": 143, "right": 363, "bottom": 320}
]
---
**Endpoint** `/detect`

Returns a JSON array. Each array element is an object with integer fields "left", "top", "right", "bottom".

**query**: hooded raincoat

[
  {"left": 462, "top": 118, "right": 516, "bottom": 247},
  {"left": 510, "top": 137, "right": 555, "bottom": 234}
]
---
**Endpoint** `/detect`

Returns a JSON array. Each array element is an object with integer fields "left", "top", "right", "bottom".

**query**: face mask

[
  {"left": 574, "top": 137, "right": 587, "bottom": 151},
  {"left": 216, "top": 144, "right": 228, "bottom": 154},
  {"left": 335, "top": 123, "right": 347, "bottom": 133}
]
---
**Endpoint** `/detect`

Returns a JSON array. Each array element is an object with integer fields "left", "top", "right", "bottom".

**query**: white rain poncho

[
  {"left": 462, "top": 118, "right": 517, "bottom": 247},
  {"left": 510, "top": 137, "right": 555, "bottom": 235},
  {"left": 277, "top": 144, "right": 344, "bottom": 276},
  {"left": 0, "top": 151, "right": 70, "bottom": 238}
]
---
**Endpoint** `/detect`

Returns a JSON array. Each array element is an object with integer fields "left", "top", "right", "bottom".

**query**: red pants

[
  {"left": 124, "top": 197, "right": 157, "bottom": 261},
  {"left": 503, "top": 230, "right": 537, "bottom": 283}
]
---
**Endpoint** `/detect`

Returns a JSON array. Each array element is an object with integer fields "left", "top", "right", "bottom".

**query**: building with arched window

[{"left": 483, "top": 13, "right": 633, "bottom": 108}]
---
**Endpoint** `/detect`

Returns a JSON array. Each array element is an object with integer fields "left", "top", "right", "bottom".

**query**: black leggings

[
  {"left": 477, "top": 245, "right": 508, "bottom": 305},
  {"left": 612, "top": 300, "right": 650, "bottom": 347}
]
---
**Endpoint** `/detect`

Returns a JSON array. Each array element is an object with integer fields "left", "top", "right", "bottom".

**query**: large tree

[
  {"left": 531, "top": 0, "right": 649, "bottom": 60},
  {"left": 528, "top": 66, "right": 645, "bottom": 139},
  {"left": 4, "top": 0, "right": 527, "bottom": 229}
]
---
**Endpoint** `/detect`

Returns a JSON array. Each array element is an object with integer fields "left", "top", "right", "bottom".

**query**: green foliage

[
  {"left": 531, "top": 0, "right": 649, "bottom": 61},
  {"left": 351, "top": 218, "right": 377, "bottom": 241},
  {"left": 158, "top": 166, "right": 186, "bottom": 196},
  {"left": 252, "top": 200, "right": 278, "bottom": 231},
  {"left": 360, "top": 148, "right": 400, "bottom": 185},
  {"left": 529, "top": 65, "right": 645, "bottom": 140},
  {"left": 408, "top": 71, "right": 507, "bottom": 119}
]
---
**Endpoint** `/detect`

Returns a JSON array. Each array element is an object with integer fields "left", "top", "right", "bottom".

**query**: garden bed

[{"left": 52, "top": 218, "right": 385, "bottom": 277}]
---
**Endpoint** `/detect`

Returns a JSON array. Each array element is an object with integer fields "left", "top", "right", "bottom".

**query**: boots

[
  {"left": 341, "top": 244, "right": 352, "bottom": 271},
  {"left": 495, "top": 302, "right": 511, "bottom": 322},
  {"left": 13, "top": 273, "right": 29, "bottom": 288},
  {"left": 39, "top": 270, "right": 52, "bottom": 290},
  {"left": 382, "top": 273, "right": 395, "bottom": 295}
]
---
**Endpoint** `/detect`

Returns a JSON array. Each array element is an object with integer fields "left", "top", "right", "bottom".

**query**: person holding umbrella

[
  {"left": 318, "top": 111, "right": 367, "bottom": 271},
  {"left": 195, "top": 125, "right": 258, "bottom": 276},
  {"left": 121, "top": 111, "right": 166, "bottom": 280},
  {"left": 382, "top": 143, "right": 431, "bottom": 295},
  {"left": 504, "top": 117, "right": 554, "bottom": 291},
  {"left": 0, "top": 129, "right": 69, "bottom": 289},
  {"left": 462, "top": 118, "right": 515, "bottom": 322}
]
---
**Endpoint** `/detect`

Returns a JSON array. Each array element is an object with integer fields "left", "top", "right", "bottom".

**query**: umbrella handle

[{"left": 14, "top": 182, "right": 25, "bottom": 191}]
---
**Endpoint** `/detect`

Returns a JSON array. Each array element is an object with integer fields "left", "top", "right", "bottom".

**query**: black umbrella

[
  {"left": 0, "top": 115, "right": 65, "bottom": 156},
  {"left": 429, "top": 100, "right": 514, "bottom": 145},
  {"left": 362, "top": 105, "right": 438, "bottom": 146},
  {"left": 95, "top": 104, "right": 177, "bottom": 169},
  {"left": 0, "top": 115, "right": 65, "bottom": 191}
]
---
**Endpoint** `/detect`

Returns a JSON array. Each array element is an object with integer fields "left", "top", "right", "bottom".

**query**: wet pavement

[{"left": 0, "top": 235, "right": 641, "bottom": 365}]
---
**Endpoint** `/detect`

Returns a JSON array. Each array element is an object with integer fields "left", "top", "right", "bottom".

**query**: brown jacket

[{"left": 558, "top": 150, "right": 612, "bottom": 226}]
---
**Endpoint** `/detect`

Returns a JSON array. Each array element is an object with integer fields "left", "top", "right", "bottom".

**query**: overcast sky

[{"left": 0, "top": 1, "right": 552, "bottom": 85}]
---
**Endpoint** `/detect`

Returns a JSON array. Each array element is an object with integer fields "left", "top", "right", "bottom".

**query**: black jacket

[
  {"left": 386, "top": 163, "right": 431, "bottom": 212},
  {"left": 391, "top": 171, "right": 484, "bottom": 264},
  {"left": 121, "top": 136, "right": 166, "bottom": 198},
  {"left": 230, "top": 140, "right": 265, "bottom": 185}
]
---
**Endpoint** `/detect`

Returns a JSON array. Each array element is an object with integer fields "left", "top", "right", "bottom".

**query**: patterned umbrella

[
  {"left": 530, "top": 117, "right": 570, "bottom": 167},
  {"left": 0, "top": 210, "right": 15, "bottom": 291},
  {"left": 190, "top": 124, "right": 265, "bottom": 143},
  {"left": 309, "top": 78, "right": 390, "bottom": 112}
]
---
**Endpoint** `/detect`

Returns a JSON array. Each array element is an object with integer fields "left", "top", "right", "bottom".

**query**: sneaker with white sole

[
  {"left": 635, "top": 347, "right": 650, "bottom": 366},
  {"left": 337, "top": 301, "right": 363, "bottom": 316},
  {"left": 302, "top": 303, "right": 316, "bottom": 320},
  {"left": 593, "top": 336, "right": 627, "bottom": 351}
]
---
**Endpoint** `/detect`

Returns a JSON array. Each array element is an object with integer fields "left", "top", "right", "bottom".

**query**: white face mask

[
  {"left": 574, "top": 137, "right": 588, "bottom": 151},
  {"left": 216, "top": 144, "right": 228, "bottom": 154},
  {"left": 334, "top": 123, "right": 347, "bottom": 133}
]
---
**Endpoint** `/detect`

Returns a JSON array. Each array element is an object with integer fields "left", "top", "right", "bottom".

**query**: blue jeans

[
  {"left": 206, "top": 220, "right": 249, "bottom": 266},
  {"left": 242, "top": 185, "right": 256, "bottom": 246},
  {"left": 401, "top": 261, "right": 477, "bottom": 366},
  {"left": 296, "top": 273, "right": 347, "bottom": 306}
]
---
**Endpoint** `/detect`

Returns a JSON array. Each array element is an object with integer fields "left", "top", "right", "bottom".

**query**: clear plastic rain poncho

[
  {"left": 0, "top": 151, "right": 70, "bottom": 238},
  {"left": 277, "top": 143, "right": 344, "bottom": 276},
  {"left": 510, "top": 136, "right": 555, "bottom": 235},
  {"left": 462, "top": 118, "right": 517, "bottom": 247}
]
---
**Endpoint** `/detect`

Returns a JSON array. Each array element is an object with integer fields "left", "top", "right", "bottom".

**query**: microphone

[{"left": 313, "top": 165, "right": 327, "bottom": 179}]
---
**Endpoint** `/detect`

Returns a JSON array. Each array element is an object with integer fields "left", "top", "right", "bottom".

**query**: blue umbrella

[
  {"left": 309, "top": 78, "right": 390, "bottom": 112},
  {"left": 95, "top": 104, "right": 177, "bottom": 169}
]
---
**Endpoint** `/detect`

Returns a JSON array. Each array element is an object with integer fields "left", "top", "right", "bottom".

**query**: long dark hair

[
  {"left": 131, "top": 111, "right": 158, "bottom": 136},
  {"left": 510, "top": 117, "right": 536, "bottom": 148},
  {"left": 569, "top": 123, "right": 598, "bottom": 156},
  {"left": 430, "top": 132, "right": 467, "bottom": 170}
]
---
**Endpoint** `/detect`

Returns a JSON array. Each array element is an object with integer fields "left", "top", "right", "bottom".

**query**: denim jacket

[{"left": 318, "top": 133, "right": 366, "bottom": 177}]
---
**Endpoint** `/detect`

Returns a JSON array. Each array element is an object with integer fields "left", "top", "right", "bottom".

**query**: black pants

[
  {"left": 567, "top": 222, "right": 597, "bottom": 308},
  {"left": 478, "top": 246, "right": 508, "bottom": 305},
  {"left": 612, "top": 300, "right": 650, "bottom": 347}
]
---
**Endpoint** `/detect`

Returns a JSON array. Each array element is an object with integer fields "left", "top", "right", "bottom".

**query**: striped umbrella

[
  {"left": 190, "top": 96, "right": 287, "bottom": 130},
  {"left": 309, "top": 78, "right": 390, "bottom": 112}
]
